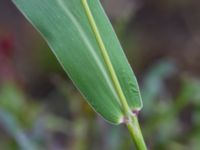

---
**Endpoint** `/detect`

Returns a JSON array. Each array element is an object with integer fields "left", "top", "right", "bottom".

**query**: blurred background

[{"left": 0, "top": 0, "right": 200, "bottom": 149}]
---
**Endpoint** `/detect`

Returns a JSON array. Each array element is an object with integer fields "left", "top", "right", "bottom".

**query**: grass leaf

[{"left": 12, "top": 0, "right": 142, "bottom": 124}]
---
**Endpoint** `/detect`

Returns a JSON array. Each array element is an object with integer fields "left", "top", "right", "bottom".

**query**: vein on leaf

[{"left": 81, "top": 0, "right": 131, "bottom": 116}]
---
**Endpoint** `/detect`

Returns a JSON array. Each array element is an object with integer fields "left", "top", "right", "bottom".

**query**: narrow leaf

[{"left": 12, "top": 0, "right": 142, "bottom": 124}]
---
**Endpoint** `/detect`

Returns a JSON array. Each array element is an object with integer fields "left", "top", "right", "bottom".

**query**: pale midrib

[
  {"left": 81, "top": 0, "right": 131, "bottom": 116},
  {"left": 56, "top": 0, "right": 122, "bottom": 113}
]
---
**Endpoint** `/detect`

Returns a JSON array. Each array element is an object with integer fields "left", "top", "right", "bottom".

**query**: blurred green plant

[
  {"left": 140, "top": 60, "right": 200, "bottom": 150},
  {"left": 0, "top": 110, "right": 37, "bottom": 150},
  {"left": 0, "top": 83, "right": 39, "bottom": 150}
]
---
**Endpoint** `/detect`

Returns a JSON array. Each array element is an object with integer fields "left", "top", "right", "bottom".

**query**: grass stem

[{"left": 126, "top": 115, "right": 147, "bottom": 150}]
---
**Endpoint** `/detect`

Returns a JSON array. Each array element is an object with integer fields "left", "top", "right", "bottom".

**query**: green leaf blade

[
  {"left": 88, "top": 0, "right": 142, "bottom": 111},
  {"left": 12, "top": 0, "right": 142, "bottom": 124}
]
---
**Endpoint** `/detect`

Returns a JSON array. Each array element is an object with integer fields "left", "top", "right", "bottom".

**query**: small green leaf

[{"left": 12, "top": 0, "right": 142, "bottom": 124}]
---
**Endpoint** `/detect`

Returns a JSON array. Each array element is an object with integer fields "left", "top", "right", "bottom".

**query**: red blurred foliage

[
  {"left": 0, "top": 35, "right": 15, "bottom": 81},
  {"left": 0, "top": 35, "right": 14, "bottom": 58}
]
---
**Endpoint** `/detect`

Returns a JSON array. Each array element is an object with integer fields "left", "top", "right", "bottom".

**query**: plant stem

[{"left": 126, "top": 115, "right": 147, "bottom": 150}]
